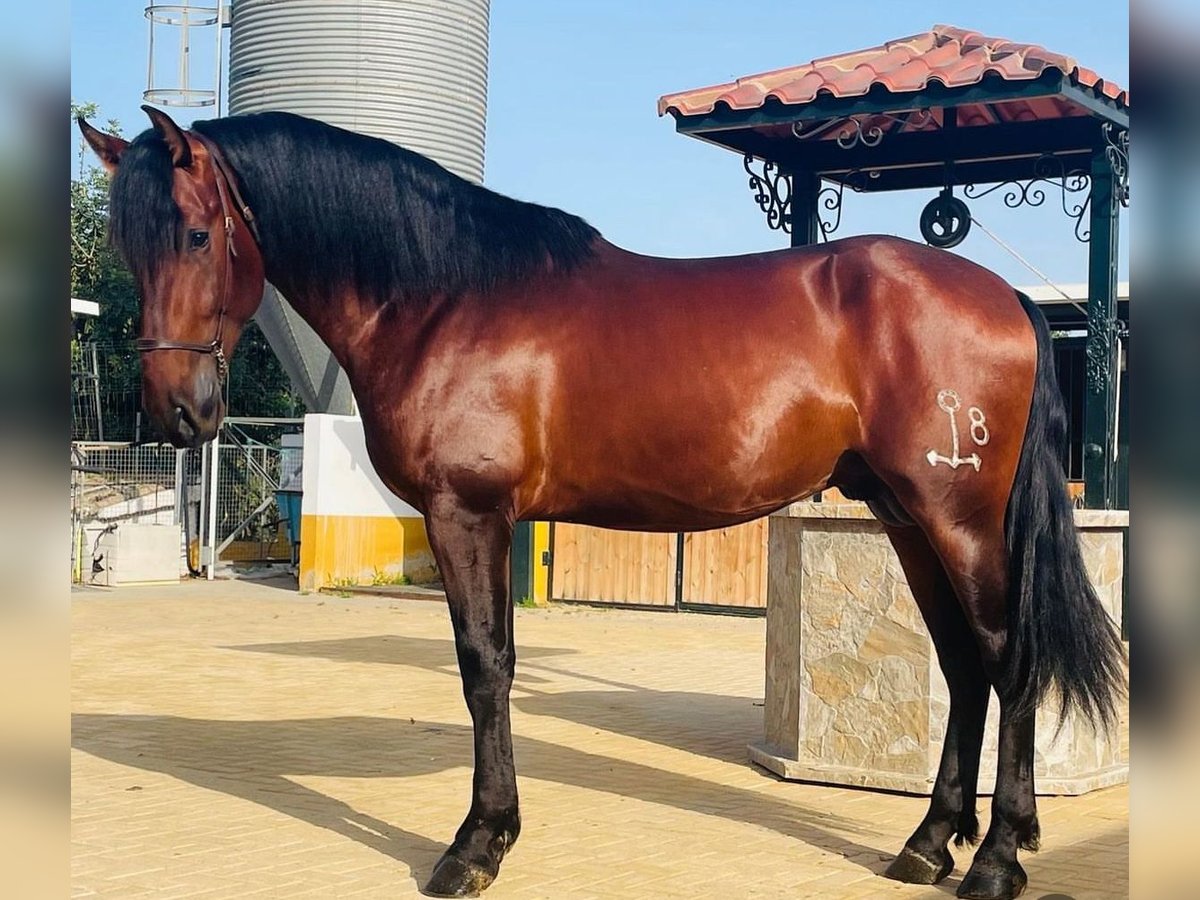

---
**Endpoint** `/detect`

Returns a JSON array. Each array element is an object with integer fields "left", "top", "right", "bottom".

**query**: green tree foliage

[{"left": 71, "top": 102, "right": 302, "bottom": 436}]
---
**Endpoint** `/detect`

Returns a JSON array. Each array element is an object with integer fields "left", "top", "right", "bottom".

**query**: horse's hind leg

[
  {"left": 857, "top": 456, "right": 1035, "bottom": 897},
  {"left": 918, "top": 517, "right": 1038, "bottom": 900},
  {"left": 882, "top": 525, "right": 990, "bottom": 886},
  {"left": 958, "top": 701, "right": 1037, "bottom": 899},
  {"left": 421, "top": 496, "right": 521, "bottom": 897}
]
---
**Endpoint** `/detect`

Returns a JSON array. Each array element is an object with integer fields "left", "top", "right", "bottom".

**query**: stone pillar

[{"left": 750, "top": 503, "right": 1128, "bottom": 795}]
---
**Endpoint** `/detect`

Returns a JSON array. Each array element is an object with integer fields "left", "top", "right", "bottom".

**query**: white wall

[{"left": 301, "top": 414, "right": 421, "bottom": 519}]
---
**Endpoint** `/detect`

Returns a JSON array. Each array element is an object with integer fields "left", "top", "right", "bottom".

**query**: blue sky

[{"left": 71, "top": 1, "right": 1128, "bottom": 284}]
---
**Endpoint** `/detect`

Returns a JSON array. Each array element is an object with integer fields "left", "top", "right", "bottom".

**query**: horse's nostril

[{"left": 174, "top": 405, "right": 197, "bottom": 445}]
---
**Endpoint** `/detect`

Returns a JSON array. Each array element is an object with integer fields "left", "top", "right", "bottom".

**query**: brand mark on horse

[{"left": 926, "top": 389, "right": 989, "bottom": 471}]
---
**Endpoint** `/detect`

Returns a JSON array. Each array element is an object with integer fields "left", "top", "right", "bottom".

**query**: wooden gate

[
  {"left": 680, "top": 520, "right": 767, "bottom": 611},
  {"left": 548, "top": 524, "right": 676, "bottom": 607},
  {"left": 548, "top": 520, "right": 767, "bottom": 612}
]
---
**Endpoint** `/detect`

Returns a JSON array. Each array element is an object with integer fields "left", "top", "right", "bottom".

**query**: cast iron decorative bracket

[
  {"left": 963, "top": 153, "right": 1094, "bottom": 242},
  {"left": 816, "top": 171, "right": 876, "bottom": 240},
  {"left": 740, "top": 158, "right": 871, "bottom": 241},
  {"left": 815, "top": 180, "right": 844, "bottom": 240},
  {"left": 1103, "top": 122, "right": 1130, "bottom": 207},
  {"left": 743, "top": 154, "right": 792, "bottom": 233}
]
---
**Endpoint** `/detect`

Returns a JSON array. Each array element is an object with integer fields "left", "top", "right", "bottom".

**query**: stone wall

[{"left": 751, "top": 503, "right": 1128, "bottom": 795}]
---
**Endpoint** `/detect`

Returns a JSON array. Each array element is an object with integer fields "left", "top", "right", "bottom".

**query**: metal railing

[
  {"left": 208, "top": 422, "right": 300, "bottom": 564},
  {"left": 207, "top": 419, "right": 302, "bottom": 566},
  {"left": 70, "top": 441, "right": 197, "bottom": 583},
  {"left": 70, "top": 417, "right": 304, "bottom": 583},
  {"left": 71, "top": 341, "right": 144, "bottom": 443}
]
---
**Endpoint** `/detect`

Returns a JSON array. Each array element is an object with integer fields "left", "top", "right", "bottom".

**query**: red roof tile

[{"left": 657, "top": 24, "right": 1128, "bottom": 117}]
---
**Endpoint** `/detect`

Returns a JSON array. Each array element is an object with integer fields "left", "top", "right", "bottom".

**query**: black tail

[{"left": 1001, "top": 292, "right": 1126, "bottom": 730}]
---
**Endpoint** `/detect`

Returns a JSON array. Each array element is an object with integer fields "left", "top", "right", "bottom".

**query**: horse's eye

[{"left": 189, "top": 229, "right": 210, "bottom": 250}]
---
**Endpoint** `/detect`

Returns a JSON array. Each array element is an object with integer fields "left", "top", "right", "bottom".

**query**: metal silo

[{"left": 227, "top": 0, "right": 491, "bottom": 413}]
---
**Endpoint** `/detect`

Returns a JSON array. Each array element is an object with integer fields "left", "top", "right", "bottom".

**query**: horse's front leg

[{"left": 422, "top": 497, "right": 520, "bottom": 897}]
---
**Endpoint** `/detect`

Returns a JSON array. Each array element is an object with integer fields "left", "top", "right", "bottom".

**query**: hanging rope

[{"left": 968, "top": 215, "right": 1088, "bottom": 318}]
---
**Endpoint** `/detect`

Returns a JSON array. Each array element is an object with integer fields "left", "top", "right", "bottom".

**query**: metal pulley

[{"left": 920, "top": 186, "right": 971, "bottom": 249}]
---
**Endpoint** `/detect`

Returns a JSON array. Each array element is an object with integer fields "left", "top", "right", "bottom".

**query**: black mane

[{"left": 111, "top": 111, "right": 601, "bottom": 303}]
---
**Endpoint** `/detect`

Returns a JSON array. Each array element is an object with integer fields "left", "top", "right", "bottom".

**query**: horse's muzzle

[
  {"left": 156, "top": 378, "right": 222, "bottom": 448},
  {"left": 168, "top": 404, "right": 217, "bottom": 449}
]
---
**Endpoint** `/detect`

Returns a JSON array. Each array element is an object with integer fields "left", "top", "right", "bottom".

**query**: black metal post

[
  {"left": 674, "top": 532, "right": 685, "bottom": 610},
  {"left": 788, "top": 169, "right": 823, "bottom": 502},
  {"left": 1083, "top": 145, "right": 1120, "bottom": 509},
  {"left": 789, "top": 170, "right": 820, "bottom": 248}
]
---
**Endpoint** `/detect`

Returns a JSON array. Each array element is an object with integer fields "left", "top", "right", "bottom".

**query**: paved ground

[{"left": 72, "top": 579, "right": 1128, "bottom": 899}]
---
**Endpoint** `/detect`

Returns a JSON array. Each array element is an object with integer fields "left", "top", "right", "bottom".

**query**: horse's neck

[{"left": 268, "top": 274, "right": 438, "bottom": 396}]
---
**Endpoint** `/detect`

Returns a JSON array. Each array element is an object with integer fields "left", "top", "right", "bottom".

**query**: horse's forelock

[{"left": 108, "top": 129, "right": 182, "bottom": 279}]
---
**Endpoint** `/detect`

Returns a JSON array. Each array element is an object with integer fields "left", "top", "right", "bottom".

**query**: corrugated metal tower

[{"left": 228, "top": 0, "right": 491, "bottom": 413}]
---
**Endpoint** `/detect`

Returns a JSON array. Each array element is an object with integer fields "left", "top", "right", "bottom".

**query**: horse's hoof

[
  {"left": 884, "top": 846, "right": 954, "bottom": 884},
  {"left": 956, "top": 860, "right": 1028, "bottom": 899},
  {"left": 423, "top": 853, "right": 495, "bottom": 898}
]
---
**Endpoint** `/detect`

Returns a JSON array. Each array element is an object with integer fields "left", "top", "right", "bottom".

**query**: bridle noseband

[{"left": 134, "top": 132, "right": 261, "bottom": 384}]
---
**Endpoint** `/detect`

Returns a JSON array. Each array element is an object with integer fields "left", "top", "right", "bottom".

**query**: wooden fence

[{"left": 549, "top": 520, "right": 768, "bottom": 611}]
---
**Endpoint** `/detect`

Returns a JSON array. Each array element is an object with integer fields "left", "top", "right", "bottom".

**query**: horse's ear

[
  {"left": 76, "top": 118, "right": 129, "bottom": 175},
  {"left": 141, "top": 104, "right": 192, "bottom": 168}
]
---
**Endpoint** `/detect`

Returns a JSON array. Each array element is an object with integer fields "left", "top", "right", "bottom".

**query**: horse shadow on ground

[
  {"left": 73, "top": 711, "right": 892, "bottom": 891},
  {"left": 73, "top": 633, "right": 906, "bottom": 889},
  {"left": 219, "top": 572, "right": 300, "bottom": 594},
  {"left": 228, "top": 633, "right": 569, "bottom": 686},
  {"left": 225, "top": 633, "right": 759, "bottom": 762}
]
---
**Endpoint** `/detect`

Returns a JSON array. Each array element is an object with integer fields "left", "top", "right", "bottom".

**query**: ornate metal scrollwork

[
  {"left": 743, "top": 154, "right": 792, "bottom": 233},
  {"left": 791, "top": 118, "right": 843, "bottom": 142},
  {"left": 814, "top": 171, "right": 873, "bottom": 241},
  {"left": 963, "top": 154, "right": 1093, "bottom": 242},
  {"left": 816, "top": 180, "right": 844, "bottom": 240},
  {"left": 1103, "top": 122, "right": 1130, "bottom": 207},
  {"left": 835, "top": 118, "right": 885, "bottom": 150},
  {"left": 1085, "top": 313, "right": 1118, "bottom": 395},
  {"left": 793, "top": 109, "right": 937, "bottom": 148},
  {"left": 741, "top": 155, "right": 875, "bottom": 240},
  {"left": 900, "top": 108, "right": 938, "bottom": 131}
]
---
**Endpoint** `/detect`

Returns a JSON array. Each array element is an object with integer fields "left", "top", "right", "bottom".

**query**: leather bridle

[{"left": 134, "top": 132, "right": 261, "bottom": 384}]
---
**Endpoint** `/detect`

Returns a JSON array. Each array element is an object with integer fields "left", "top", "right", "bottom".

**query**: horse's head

[{"left": 77, "top": 107, "right": 265, "bottom": 447}]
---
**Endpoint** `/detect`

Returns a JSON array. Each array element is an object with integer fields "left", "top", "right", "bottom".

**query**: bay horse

[{"left": 78, "top": 107, "right": 1124, "bottom": 900}]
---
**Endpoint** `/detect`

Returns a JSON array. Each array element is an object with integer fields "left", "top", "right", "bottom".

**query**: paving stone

[{"left": 72, "top": 579, "right": 1128, "bottom": 898}]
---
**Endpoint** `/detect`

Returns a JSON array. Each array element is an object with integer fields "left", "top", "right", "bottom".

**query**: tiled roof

[{"left": 658, "top": 24, "right": 1127, "bottom": 118}]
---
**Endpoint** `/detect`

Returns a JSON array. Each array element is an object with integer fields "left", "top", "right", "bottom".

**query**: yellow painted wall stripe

[
  {"left": 298, "top": 515, "right": 554, "bottom": 603},
  {"left": 299, "top": 514, "right": 435, "bottom": 592},
  {"left": 532, "top": 521, "right": 550, "bottom": 605}
]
